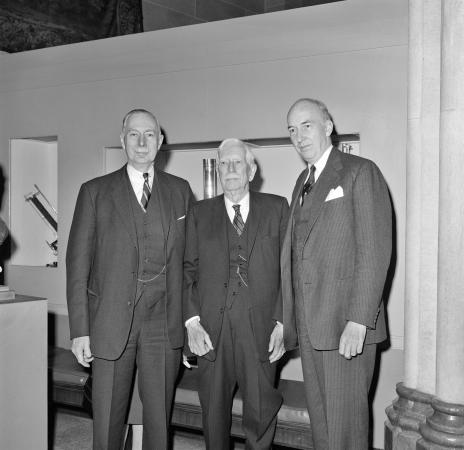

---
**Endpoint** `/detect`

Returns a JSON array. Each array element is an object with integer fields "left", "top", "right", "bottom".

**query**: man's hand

[
  {"left": 339, "top": 321, "right": 367, "bottom": 359},
  {"left": 186, "top": 319, "right": 214, "bottom": 356},
  {"left": 268, "top": 322, "right": 285, "bottom": 363},
  {"left": 71, "top": 336, "right": 94, "bottom": 367}
]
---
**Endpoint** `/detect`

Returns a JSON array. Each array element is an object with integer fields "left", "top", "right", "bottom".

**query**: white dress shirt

[
  {"left": 126, "top": 164, "right": 154, "bottom": 208},
  {"left": 304, "top": 145, "right": 333, "bottom": 183},
  {"left": 224, "top": 191, "right": 250, "bottom": 224}
]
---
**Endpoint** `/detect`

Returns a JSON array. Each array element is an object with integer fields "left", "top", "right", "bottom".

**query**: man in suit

[
  {"left": 66, "top": 108, "right": 193, "bottom": 450},
  {"left": 184, "top": 138, "right": 288, "bottom": 449},
  {"left": 282, "top": 98, "right": 392, "bottom": 450}
]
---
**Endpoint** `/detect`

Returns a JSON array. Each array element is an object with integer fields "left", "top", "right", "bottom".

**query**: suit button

[
  {"left": 220, "top": 307, "right": 224, "bottom": 313},
  {"left": 127, "top": 301, "right": 132, "bottom": 306},
  {"left": 224, "top": 282, "right": 228, "bottom": 288}
]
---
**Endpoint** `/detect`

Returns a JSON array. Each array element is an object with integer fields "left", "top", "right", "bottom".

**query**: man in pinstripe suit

[{"left": 281, "top": 98, "right": 392, "bottom": 450}]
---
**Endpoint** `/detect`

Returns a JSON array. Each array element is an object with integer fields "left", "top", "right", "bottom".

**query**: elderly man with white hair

[{"left": 183, "top": 138, "right": 289, "bottom": 449}]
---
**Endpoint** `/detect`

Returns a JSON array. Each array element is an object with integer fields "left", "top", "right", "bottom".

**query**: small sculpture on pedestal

[{"left": 0, "top": 217, "right": 15, "bottom": 300}]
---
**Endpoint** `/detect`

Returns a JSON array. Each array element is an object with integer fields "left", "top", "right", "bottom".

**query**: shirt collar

[
  {"left": 224, "top": 191, "right": 250, "bottom": 223},
  {"left": 126, "top": 163, "right": 154, "bottom": 186},
  {"left": 224, "top": 191, "right": 250, "bottom": 210},
  {"left": 309, "top": 145, "right": 333, "bottom": 182}
]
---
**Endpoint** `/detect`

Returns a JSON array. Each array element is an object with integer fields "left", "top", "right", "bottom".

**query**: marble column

[
  {"left": 385, "top": 1, "right": 440, "bottom": 446},
  {"left": 418, "top": 2, "right": 464, "bottom": 446},
  {"left": 386, "top": 1, "right": 464, "bottom": 449}
]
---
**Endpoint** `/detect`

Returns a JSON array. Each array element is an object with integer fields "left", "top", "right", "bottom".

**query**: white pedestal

[{"left": 0, "top": 295, "right": 47, "bottom": 450}]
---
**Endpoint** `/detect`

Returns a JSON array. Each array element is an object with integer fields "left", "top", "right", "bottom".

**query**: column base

[
  {"left": 417, "top": 398, "right": 464, "bottom": 449},
  {"left": 385, "top": 382, "right": 434, "bottom": 450}
]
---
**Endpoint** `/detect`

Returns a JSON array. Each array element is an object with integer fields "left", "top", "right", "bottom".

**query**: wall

[{"left": 0, "top": 0, "right": 408, "bottom": 447}]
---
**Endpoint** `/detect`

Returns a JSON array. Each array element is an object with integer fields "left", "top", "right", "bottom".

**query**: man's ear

[
  {"left": 158, "top": 133, "right": 164, "bottom": 149},
  {"left": 249, "top": 163, "right": 257, "bottom": 182},
  {"left": 325, "top": 120, "right": 333, "bottom": 137},
  {"left": 120, "top": 134, "right": 125, "bottom": 150}
]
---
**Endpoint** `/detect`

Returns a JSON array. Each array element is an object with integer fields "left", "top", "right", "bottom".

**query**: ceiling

[
  {"left": 141, "top": 0, "right": 342, "bottom": 32},
  {"left": 0, "top": 0, "right": 342, "bottom": 53}
]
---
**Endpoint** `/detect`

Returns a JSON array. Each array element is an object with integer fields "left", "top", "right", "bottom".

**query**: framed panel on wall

[{"left": 103, "top": 134, "right": 360, "bottom": 202}]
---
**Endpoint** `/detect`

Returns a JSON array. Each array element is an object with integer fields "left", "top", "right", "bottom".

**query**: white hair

[{"left": 217, "top": 138, "right": 257, "bottom": 166}]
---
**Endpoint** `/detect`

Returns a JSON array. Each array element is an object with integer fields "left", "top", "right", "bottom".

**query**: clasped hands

[{"left": 186, "top": 318, "right": 285, "bottom": 363}]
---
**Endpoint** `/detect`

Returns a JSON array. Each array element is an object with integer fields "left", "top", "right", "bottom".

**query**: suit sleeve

[
  {"left": 66, "top": 183, "right": 96, "bottom": 339},
  {"left": 183, "top": 205, "right": 200, "bottom": 322},
  {"left": 347, "top": 162, "right": 392, "bottom": 328},
  {"left": 273, "top": 197, "right": 290, "bottom": 323}
]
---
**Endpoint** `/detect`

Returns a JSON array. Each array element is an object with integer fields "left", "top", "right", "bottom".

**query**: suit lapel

[
  {"left": 111, "top": 166, "right": 137, "bottom": 246},
  {"left": 281, "top": 168, "right": 307, "bottom": 275},
  {"left": 153, "top": 169, "right": 170, "bottom": 242},
  {"left": 303, "top": 148, "right": 342, "bottom": 244},
  {"left": 213, "top": 195, "right": 230, "bottom": 273},
  {"left": 246, "top": 192, "right": 261, "bottom": 259}
]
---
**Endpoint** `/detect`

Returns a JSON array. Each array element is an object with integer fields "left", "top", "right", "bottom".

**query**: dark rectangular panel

[
  {"left": 196, "top": 0, "right": 247, "bottom": 21},
  {"left": 143, "top": 0, "right": 196, "bottom": 16},
  {"left": 285, "top": 0, "right": 343, "bottom": 8},
  {"left": 225, "top": 0, "right": 265, "bottom": 13},
  {"left": 143, "top": 3, "right": 202, "bottom": 32}
]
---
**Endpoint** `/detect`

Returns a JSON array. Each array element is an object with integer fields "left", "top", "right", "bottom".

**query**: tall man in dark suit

[
  {"left": 184, "top": 138, "right": 289, "bottom": 449},
  {"left": 66, "top": 109, "right": 193, "bottom": 450},
  {"left": 282, "top": 99, "right": 392, "bottom": 450}
]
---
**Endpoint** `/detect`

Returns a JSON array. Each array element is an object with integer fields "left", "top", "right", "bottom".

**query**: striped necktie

[
  {"left": 232, "top": 204, "right": 245, "bottom": 236},
  {"left": 141, "top": 172, "right": 151, "bottom": 211},
  {"left": 301, "top": 164, "right": 316, "bottom": 205}
]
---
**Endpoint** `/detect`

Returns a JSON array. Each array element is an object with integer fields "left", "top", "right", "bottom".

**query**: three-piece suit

[
  {"left": 282, "top": 148, "right": 392, "bottom": 450},
  {"left": 184, "top": 191, "right": 289, "bottom": 449},
  {"left": 67, "top": 166, "right": 193, "bottom": 449}
]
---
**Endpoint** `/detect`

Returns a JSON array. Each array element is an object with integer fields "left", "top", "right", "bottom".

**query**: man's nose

[
  {"left": 227, "top": 161, "right": 236, "bottom": 172},
  {"left": 138, "top": 134, "right": 146, "bottom": 147}
]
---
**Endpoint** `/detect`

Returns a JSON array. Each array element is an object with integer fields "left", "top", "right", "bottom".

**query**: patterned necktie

[
  {"left": 301, "top": 165, "right": 316, "bottom": 205},
  {"left": 141, "top": 172, "right": 151, "bottom": 211},
  {"left": 232, "top": 204, "right": 245, "bottom": 236}
]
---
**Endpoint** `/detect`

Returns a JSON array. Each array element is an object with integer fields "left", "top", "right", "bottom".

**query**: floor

[{"left": 50, "top": 408, "right": 246, "bottom": 450}]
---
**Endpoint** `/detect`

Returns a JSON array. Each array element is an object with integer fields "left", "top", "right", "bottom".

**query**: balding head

[
  {"left": 287, "top": 98, "right": 333, "bottom": 164},
  {"left": 120, "top": 108, "right": 164, "bottom": 172},
  {"left": 121, "top": 109, "right": 161, "bottom": 134}
]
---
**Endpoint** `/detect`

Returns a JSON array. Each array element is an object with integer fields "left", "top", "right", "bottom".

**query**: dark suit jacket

[
  {"left": 66, "top": 166, "right": 193, "bottom": 360},
  {"left": 282, "top": 149, "right": 392, "bottom": 351},
  {"left": 183, "top": 191, "right": 289, "bottom": 361}
]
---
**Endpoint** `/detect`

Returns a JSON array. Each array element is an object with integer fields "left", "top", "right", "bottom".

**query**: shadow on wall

[{"left": 368, "top": 187, "right": 398, "bottom": 448}]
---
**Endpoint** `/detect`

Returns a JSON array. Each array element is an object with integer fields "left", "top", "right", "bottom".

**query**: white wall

[{"left": 0, "top": 1, "right": 408, "bottom": 447}]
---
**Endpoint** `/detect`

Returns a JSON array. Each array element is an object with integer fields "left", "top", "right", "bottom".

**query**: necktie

[
  {"left": 301, "top": 165, "right": 316, "bottom": 205},
  {"left": 232, "top": 204, "right": 245, "bottom": 236},
  {"left": 141, "top": 172, "right": 151, "bottom": 211}
]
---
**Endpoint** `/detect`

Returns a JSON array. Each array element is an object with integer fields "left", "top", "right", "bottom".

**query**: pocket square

[
  {"left": 177, "top": 215, "right": 186, "bottom": 221},
  {"left": 325, "top": 186, "right": 344, "bottom": 202}
]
